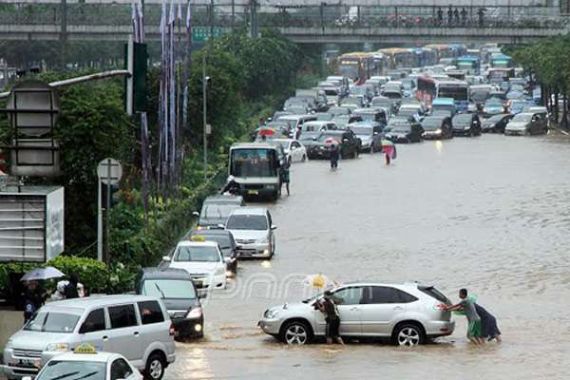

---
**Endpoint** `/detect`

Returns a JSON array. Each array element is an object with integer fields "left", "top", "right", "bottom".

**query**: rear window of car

[
  {"left": 109, "top": 304, "right": 138, "bottom": 329},
  {"left": 137, "top": 301, "right": 165, "bottom": 325},
  {"left": 418, "top": 286, "right": 451, "bottom": 304}
]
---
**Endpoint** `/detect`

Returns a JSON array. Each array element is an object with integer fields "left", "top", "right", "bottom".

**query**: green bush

[{"left": 48, "top": 256, "right": 109, "bottom": 293}]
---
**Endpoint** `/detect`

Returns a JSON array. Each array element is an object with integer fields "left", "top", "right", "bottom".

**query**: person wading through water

[{"left": 317, "top": 290, "right": 344, "bottom": 345}]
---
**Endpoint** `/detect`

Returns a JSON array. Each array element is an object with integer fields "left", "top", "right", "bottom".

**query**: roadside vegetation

[
  {"left": 510, "top": 36, "right": 570, "bottom": 127},
  {"left": 0, "top": 30, "right": 317, "bottom": 293}
]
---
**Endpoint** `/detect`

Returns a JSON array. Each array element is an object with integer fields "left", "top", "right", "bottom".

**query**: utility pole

[
  {"left": 250, "top": 0, "right": 258, "bottom": 38},
  {"left": 202, "top": 53, "right": 208, "bottom": 180},
  {"left": 60, "top": 0, "right": 68, "bottom": 70}
]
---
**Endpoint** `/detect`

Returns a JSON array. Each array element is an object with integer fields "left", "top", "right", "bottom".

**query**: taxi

[{"left": 24, "top": 344, "right": 142, "bottom": 380}]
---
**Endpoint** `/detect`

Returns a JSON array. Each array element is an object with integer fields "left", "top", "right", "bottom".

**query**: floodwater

[{"left": 167, "top": 133, "right": 570, "bottom": 380}]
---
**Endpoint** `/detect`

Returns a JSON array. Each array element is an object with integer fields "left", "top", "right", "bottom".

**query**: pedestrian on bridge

[
  {"left": 454, "top": 8, "right": 460, "bottom": 25},
  {"left": 437, "top": 7, "right": 443, "bottom": 26},
  {"left": 478, "top": 8, "right": 485, "bottom": 27},
  {"left": 461, "top": 7, "right": 468, "bottom": 25},
  {"left": 447, "top": 5, "right": 453, "bottom": 25}
]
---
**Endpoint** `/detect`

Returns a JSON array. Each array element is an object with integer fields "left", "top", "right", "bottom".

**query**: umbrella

[
  {"left": 21, "top": 266, "right": 65, "bottom": 282},
  {"left": 303, "top": 274, "right": 333, "bottom": 290},
  {"left": 258, "top": 128, "right": 276, "bottom": 137}
]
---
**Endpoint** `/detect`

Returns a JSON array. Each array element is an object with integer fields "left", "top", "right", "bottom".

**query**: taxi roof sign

[
  {"left": 74, "top": 343, "right": 97, "bottom": 354},
  {"left": 190, "top": 235, "right": 205, "bottom": 242}
]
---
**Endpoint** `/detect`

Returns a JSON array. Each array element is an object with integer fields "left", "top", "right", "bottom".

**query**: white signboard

[
  {"left": 97, "top": 158, "right": 123, "bottom": 185},
  {"left": 45, "top": 187, "right": 64, "bottom": 261}
]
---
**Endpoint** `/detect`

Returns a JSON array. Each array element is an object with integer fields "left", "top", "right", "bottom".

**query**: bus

[
  {"left": 228, "top": 143, "right": 282, "bottom": 200},
  {"left": 336, "top": 52, "right": 382, "bottom": 84},
  {"left": 456, "top": 56, "right": 481, "bottom": 75},
  {"left": 487, "top": 68, "right": 515, "bottom": 84},
  {"left": 437, "top": 80, "right": 469, "bottom": 112},
  {"left": 416, "top": 75, "right": 437, "bottom": 107},
  {"left": 448, "top": 44, "right": 468, "bottom": 58},
  {"left": 408, "top": 47, "right": 437, "bottom": 68},
  {"left": 424, "top": 44, "right": 453, "bottom": 62},
  {"left": 379, "top": 48, "right": 416, "bottom": 70},
  {"left": 490, "top": 54, "right": 514, "bottom": 68}
]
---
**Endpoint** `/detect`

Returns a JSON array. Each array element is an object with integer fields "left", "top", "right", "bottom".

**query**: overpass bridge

[{"left": 0, "top": 1, "right": 567, "bottom": 45}]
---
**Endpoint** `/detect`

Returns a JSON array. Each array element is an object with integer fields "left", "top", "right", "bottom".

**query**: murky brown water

[{"left": 167, "top": 133, "right": 570, "bottom": 380}]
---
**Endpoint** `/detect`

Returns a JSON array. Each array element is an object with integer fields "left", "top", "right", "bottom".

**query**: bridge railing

[{"left": 0, "top": 2, "right": 567, "bottom": 30}]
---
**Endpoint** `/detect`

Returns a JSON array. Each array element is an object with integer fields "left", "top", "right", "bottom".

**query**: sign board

[
  {"left": 97, "top": 158, "right": 122, "bottom": 185},
  {"left": 192, "top": 26, "right": 225, "bottom": 42},
  {"left": 206, "top": 124, "right": 212, "bottom": 135},
  {"left": 0, "top": 186, "right": 64, "bottom": 263}
]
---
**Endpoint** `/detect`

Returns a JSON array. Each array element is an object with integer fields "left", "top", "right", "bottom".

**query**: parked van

[{"left": 2, "top": 295, "right": 176, "bottom": 380}]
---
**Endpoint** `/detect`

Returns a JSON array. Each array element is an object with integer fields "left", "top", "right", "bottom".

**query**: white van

[{"left": 2, "top": 295, "right": 175, "bottom": 380}]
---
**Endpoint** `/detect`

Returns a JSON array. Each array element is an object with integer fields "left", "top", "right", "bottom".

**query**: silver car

[
  {"left": 2, "top": 295, "right": 176, "bottom": 380},
  {"left": 258, "top": 283, "right": 455, "bottom": 346},
  {"left": 226, "top": 207, "right": 277, "bottom": 259}
]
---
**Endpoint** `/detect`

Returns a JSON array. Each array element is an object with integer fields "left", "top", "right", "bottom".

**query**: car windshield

[
  {"left": 299, "top": 133, "right": 321, "bottom": 142},
  {"left": 36, "top": 360, "right": 106, "bottom": 380},
  {"left": 199, "top": 234, "right": 233, "bottom": 250},
  {"left": 486, "top": 98, "right": 503, "bottom": 107},
  {"left": 24, "top": 312, "right": 80, "bottom": 333},
  {"left": 512, "top": 113, "right": 533, "bottom": 122},
  {"left": 200, "top": 204, "right": 239, "bottom": 220},
  {"left": 226, "top": 214, "right": 268, "bottom": 230},
  {"left": 372, "top": 99, "right": 391, "bottom": 107},
  {"left": 230, "top": 148, "right": 278, "bottom": 178},
  {"left": 422, "top": 118, "right": 443, "bottom": 129},
  {"left": 486, "top": 114, "right": 507, "bottom": 123},
  {"left": 142, "top": 279, "right": 197, "bottom": 299},
  {"left": 350, "top": 127, "right": 372, "bottom": 135},
  {"left": 391, "top": 124, "right": 411, "bottom": 133},
  {"left": 453, "top": 114, "right": 472, "bottom": 123},
  {"left": 398, "top": 108, "right": 417, "bottom": 116},
  {"left": 328, "top": 108, "right": 349, "bottom": 116},
  {"left": 470, "top": 90, "right": 490, "bottom": 102},
  {"left": 174, "top": 245, "right": 220, "bottom": 262},
  {"left": 353, "top": 112, "right": 376, "bottom": 121}
]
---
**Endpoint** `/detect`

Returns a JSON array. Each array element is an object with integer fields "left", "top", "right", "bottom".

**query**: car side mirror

[
  {"left": 162, "top": 256, "right": 172, "bottom": 262},
  {"left": 271, "top": 225, "right": 278, "bottom": 230}
]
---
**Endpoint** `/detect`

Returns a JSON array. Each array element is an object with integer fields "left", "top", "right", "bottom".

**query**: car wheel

[
  {"left": 393, "top": 323, "right": 425, "bottom": 347},
  {"left": 281, "top": 320, "right": 312, "bottom": 345},
  {"left": 145, "top": 352, "right": 166, "bottom": 380}
]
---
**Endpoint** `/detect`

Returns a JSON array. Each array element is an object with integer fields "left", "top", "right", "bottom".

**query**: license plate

[
  {"left": 247, "top": 190, "right": 259, "bottom": 195},
  {"left": 17, "top": 359, "right": 37, "bottom": 368}
]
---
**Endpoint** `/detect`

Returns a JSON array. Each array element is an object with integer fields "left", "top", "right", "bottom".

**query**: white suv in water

[{"left": 258, "top": 283, "right": 455, "bottom": 346}]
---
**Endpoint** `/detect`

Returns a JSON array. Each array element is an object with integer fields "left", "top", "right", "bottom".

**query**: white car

[
  {"left": 272, "top": 138, "right": 307, "bottom": 164},
  {"left": 165, "top": 240, "right": 227, "bottom": 290},
  {"left": 25, "top": 346, "right": 143, "bottom": 380},
  {"left": 226, "top": 207, "right": 276, "bottom": 259}
]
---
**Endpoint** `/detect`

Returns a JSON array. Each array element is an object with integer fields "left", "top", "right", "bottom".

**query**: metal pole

[
  {"left": 202, "top": 54, "right": 207, "bottom": 180},
  {"left": 105, "top": 159, "right": 111, "bottom": 264},
  {"left": 60, "top": 0, "right": 68, "bottom": 70},
  {"left": 97, "top": 178, "right": 103, "bottom": 261}
]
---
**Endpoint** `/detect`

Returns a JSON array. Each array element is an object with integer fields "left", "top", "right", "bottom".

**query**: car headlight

[
  {"left": 464, "top": 126, "right": 470, "bottom": 130},
  {"left": 435, "top": 128, "right": 442, "bottom": 134},
  {"left": 5, "top": 339, "right": 13, "bottom": 349},
  {"left": 46, "top": 343, "right": 70, "bottom": 352},
  {"left": 264, "top": 308, "right": 279, "bottom": 319},
  {"left": 186, "top": 307, "right": 203, "bottom": 319}
]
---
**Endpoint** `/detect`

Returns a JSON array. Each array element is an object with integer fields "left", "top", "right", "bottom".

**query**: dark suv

[{"left": 306, "top": 130, "right": 361, "bottom": 159}]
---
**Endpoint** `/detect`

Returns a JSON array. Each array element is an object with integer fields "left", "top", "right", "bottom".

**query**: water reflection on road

[{"left": 167, "top": 134, "right": 570, "bottom": 380}]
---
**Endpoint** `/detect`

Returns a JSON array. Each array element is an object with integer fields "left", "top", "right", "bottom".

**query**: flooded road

[{"left": 167, "top": 133, "right": 570, "bottom": 379}]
